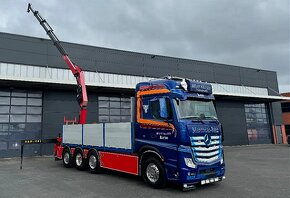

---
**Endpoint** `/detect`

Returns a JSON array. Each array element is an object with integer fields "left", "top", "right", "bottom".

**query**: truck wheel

[
  {"left": 62, "top": 148, "right": 75, "bottom": 168},
  {"left": 88, "top": 150, "right": 101, "bottom": 174},
  {"left": 142, "top": 156, "right": 166, "bottom": 188},
  {"left": 74, "top": 150, "right": 87, "bottom": 170}
]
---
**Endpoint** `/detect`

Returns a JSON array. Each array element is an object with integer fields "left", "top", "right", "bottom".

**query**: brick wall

[
  {"left": 281, "top": 93, "right": 290, "bottom": 97},
  {"left": 282, "top": 113, "right": 290, "bottom": 125}
]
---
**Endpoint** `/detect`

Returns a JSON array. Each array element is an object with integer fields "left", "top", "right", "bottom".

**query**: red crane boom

[{"left": 27, "top": 3, "right": 88, "bottom": 124}]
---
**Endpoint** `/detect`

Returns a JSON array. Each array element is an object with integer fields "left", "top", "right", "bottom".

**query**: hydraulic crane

[{"left": 27, "top": 3, "right": 88, "bottom": 124}]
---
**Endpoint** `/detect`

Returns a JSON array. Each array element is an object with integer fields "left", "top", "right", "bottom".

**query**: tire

[
  {"left": 74, "top": 149, "right": 87, "bottom": 170},
  {"left": 62, "top": 148, "right": 75, "bottom": 168},
  {"left": 87, "top": 150, "right": 101, "bottom": 174},
  {"left": 142, "top": 156, "right": 166, "bottom": 189}
]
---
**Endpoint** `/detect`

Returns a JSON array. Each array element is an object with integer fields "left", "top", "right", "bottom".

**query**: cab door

[{"left": 136, "top": 95, "right": 177, "bottom": 142}]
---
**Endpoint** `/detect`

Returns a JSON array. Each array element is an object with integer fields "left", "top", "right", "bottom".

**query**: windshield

[{"left": 174, "top": 99, "right": 217, "bottom": 120}]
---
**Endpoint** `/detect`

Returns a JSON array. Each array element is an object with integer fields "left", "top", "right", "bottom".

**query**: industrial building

[{"left": 0, "top": 32, "right": 288, "bottom": 157}]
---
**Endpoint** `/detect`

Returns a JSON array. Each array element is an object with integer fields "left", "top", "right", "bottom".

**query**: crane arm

[{"left": 27, "top": 3, "right": 88, "bottom": 124}]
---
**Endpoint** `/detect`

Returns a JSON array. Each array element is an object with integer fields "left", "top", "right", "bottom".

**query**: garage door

[
  {"left": 0, "top": 89, "right": 42, "bottom": 157},
  {"left": 244, "top": 103, "right": 272, "bottom": 144}
]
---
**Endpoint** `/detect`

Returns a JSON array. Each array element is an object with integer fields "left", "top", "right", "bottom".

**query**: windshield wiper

[
  {"left": 204, "top": 116, "right": 219, "bottom": 124},
  {"left": 180, "top": 116, "right": 205, "bottom": 124},
  {"left": 191, "top": 116, "right": 205, "bottom": 124}
]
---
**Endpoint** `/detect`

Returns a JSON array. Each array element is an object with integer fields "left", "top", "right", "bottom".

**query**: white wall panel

[
  {"left": 105, "top": 122, "right": 132, "bottom": 149},
  {"left": 0, "top": 62, "right": 288, "bottom": 100},
  {"left": 62, "top": 124, "right": 82, "bottom": 145},
  {"left": 83, "top": 124, "right": 103, "bottom": 146}
]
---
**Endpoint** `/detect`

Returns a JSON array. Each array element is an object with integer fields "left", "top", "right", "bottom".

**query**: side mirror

[{"left": 159, "top": 98, "right": 169, "bottom": 119}]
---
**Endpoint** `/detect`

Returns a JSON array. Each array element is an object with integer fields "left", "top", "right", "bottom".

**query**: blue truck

[
  {"left": 54, "top": 77, "right": 225, "bottom": 190},
  {"left": 26, "top": 3, "right": 225, "bottom": 190}
]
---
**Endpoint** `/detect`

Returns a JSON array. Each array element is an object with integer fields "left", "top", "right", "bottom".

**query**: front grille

[
  {"left": 190, "top": 135, "right": 221, "bottom": 164},
  {"left": 199, "top": 168, "right": 216, "bottom": 177}
]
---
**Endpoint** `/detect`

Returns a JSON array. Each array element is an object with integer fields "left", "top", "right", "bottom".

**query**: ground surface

[{"left": 0, "top": 145, "right": 289, "bottom": 198}]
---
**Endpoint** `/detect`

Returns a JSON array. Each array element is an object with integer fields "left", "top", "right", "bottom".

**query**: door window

[{"left": 142, "top": 97, "right": 172, "bottom": 121}]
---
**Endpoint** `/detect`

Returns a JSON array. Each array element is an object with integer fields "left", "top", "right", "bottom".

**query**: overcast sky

[{"left": 0, "top": 0, "right": 289, "bottom": 92}]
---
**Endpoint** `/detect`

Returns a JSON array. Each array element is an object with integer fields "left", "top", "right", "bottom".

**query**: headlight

[
  {"left": 184, "top": 157, "right": 196, "bottom": 168},
  {"left": 220, "top": 154, "right": 224, "bottom": 164}
]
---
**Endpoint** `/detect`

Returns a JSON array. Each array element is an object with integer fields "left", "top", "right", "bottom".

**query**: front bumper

[
  {"left": 182, "top": 175, "right": 225, "bottom": 191},
  {"left": 171, "top": 146, "right": 225, "bottom": 186},
  {"left": 178, "top": 162, "right": 226, "bottom": 183}
]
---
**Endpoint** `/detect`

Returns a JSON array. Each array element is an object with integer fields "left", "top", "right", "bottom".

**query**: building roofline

[{"left": 0, "top": 31, "right": 277, "bottom": 73}]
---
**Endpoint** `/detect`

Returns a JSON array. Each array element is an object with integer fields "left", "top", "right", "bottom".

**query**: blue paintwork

[
  {"left": 102, "top": 123, "right": 105, "bottom": 147},
  {"left": 62, "top": 78, "right": 225, "bottom": 186},
  {"left": 63, "top": 143, "right": 133, "bottom": 154},
  {"left": 134, "top": 79, "right": 225, "bottom": 185}
]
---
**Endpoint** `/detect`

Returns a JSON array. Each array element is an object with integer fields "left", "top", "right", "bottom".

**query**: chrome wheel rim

[
  {"left": 89, "top": 155, "right": 97, "bottom": 170},
  {"left": 63, "top": 152, "right": 70, "bottom": 164},
  {"left": 76, "top": 153, "right": 83, "bottom": 166},
  {"left": 146, "top": 163, "right": 159, "bottom": 183}
]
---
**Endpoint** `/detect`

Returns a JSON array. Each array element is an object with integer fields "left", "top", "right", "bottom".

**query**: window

[
  {"left": 0, "top": 106, "right": 9, "bottom": 113},
  {"left": 11, "top": 106, "right": 26, "bottom": 114},
  {"left": 27, "top": 98, "right": 42, "bottom": 106},
  {"left": 174, "top": 99, "right": 217, "bottom": 119},
  {"left": 285, "top": 125, "right": 290, "bottom": 136},
  {"left": 10, "top": 115, "right": 26, "bottom": 123},
  {"left": 98, "top": 96, "right": 131, "bottom": 123},
  {"left": 151, "top": 100, "right": 161, "bottom": 120},
  {"left": 9, "top": 123, "right": 25, "bottom": 132},
  {"left": 12, "top": 90, "right": 27, "bottom": 97},
  {"left": 11, "top": 97, "right": 26, "bottom": 105},
  {"left": 0, "top": 97, "right": 10, "bottom": 105},
  {"left": 281, "top": 103, "right": 290, "bottom": 113},
  {"left": 99, "top": 116, "right": 109, "bottom": 123},
  {"left": 142, "top": 97, "right": 172, "bottom": 121},
  {"left": 28, "top": 91, "right": 42, "bottom": 98},
  {"left": 27, "top": 115, "right": 42, "bottom": 122},
  {"left": 27, "top": 107, "right": 42, "bottom": 114},
  {"left": 0, "top": 124, "right": 9, "bottom": 131},
  {"left": 0, "top": 90, "right": 10, "bottom": 97},
  {"left": 0, "top": 115, "right": 9, "bottom": 123}
]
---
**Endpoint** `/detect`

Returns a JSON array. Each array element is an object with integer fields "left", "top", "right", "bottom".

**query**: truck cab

[{"left": 134, "top": 77, "right": 225, "bottom": 189}]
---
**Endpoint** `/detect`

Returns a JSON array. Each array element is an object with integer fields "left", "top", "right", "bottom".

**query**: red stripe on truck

[{"left": 99, "top": 152, "right": 139, "bottom": 175}]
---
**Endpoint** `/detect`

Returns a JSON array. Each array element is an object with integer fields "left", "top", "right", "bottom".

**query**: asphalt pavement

[{"left": 0, "top": 144, "right": 289, "bottom": 198}]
